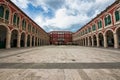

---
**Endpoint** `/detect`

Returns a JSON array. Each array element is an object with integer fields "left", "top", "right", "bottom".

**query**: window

[
  {"left": 22, "top": 19, "right": 26, "bottom": 30},
  {"left": 88, "top": 27, "right": 91, "bottom": 33},
  {"left": 28, "top": 24, "right": 31, "bottom": 32},
  {"left": 98, "top": 20, "right": 102, "bottom": 29},
  {"left": 92, "top": 24, "right": 96, "bottom": 31},
  {"left": 5, "top": 10, "right": 9, "bottom": 20},
  {"left": 0, "top": 6, "right": 4, "bottom": 18},
  {"left": 104, "top": 15, "right": 111, "bottom": 26},
  {"left": 13, "top": 13, "right": 19, "bottom": 27},
  {"left": 115, "top": 10, "right": 120, "bottom": 22},
  {"left": 32, "top": 27, "right": 35, "bottom": 33}
]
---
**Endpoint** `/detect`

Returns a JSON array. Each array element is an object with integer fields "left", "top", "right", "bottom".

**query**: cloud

[{"left": 11, "top": 0, "right": 115, "bottom": 32}]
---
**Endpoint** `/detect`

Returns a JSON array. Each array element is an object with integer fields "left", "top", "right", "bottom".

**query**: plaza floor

[{"left": 0, "top": 46, "right": 120, "bottom": 80}]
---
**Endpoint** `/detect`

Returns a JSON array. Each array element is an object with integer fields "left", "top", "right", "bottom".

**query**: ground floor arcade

[
  {"left": 75, "top": 27, "right": 120, "bottom": 48},
  {"left": 0, "top": 24, "right": 49, "bottom": 49}
]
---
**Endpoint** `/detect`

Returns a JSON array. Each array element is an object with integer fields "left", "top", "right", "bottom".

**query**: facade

[
  {"left": 73, "top": 0, "right": 120, "bottom": 48},
  {"left": 49, "top": 31, "right": 72, "bottom": 45},
  {"left": 0, "top": 0, "right": 49, "bottom": 49}
]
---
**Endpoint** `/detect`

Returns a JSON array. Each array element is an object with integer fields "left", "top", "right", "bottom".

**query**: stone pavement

[{"left": 0, "top": 46, "right": 120, "bottom": 80}]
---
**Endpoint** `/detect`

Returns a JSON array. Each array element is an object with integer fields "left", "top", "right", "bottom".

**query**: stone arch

[
  {"left": 89, "top": 36, "right": 92, "bottom": 46},
  {"left": 98, "top": 32, "right": 104, "bottom": 47},
  {"left": 32, "top": 36, "right": 34, "bottom": 46},
  {"left": 27, "top": 34, "right": 30, "bottom": 47},
  {"left": 105, "top": 30, "right": 114, "bottom": 47},
  {"left": 93, "top": 35, "right": 97, "bottom": 46},
  {"left": 20, "top": 32, "right": 25, "bottom": 47},
  {"left": 0, "top": 25, "right": 7, "bottom": 48},
  {"left": 116, "top": 27, "right": 120, "bottom": 48},
  {"left": 11, "top": 29, "right": 18, "bottom": 48}
]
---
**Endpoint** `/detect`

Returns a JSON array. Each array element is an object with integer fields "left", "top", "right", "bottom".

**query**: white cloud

[{"left": 11, "top": 0, "right": 115, "bottom": 32}]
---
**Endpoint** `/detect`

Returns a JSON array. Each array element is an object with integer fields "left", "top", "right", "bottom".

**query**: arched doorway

[
  {"left": 11, "top": 30, "right": 18, "bottom": 48},
  {"left": 20, "top": 32, "right": 25, "bottom": 47},
  {"left": 116, "top": 28, "right": 120, "bottom": 48},
  {"left": 83, "top": 38, "right": 85, "bottom": 46},
  {"left": 35, "top": 37, "right": 37, "bottom": 46},
  {"left": 98, "top": 33, "right": 104, "bottom": 47},
  {"left": 32, "top": 36, "right": 34, "bottom": 46},
  {"left": 106, "top": 30, "right": 114, "bottom": 47},
  {"left": 0, "top": 25, "right": 7, "bottom": 48},
  {"left": 86, "top": 37, "right": 88, "bottom": 46},
  {"left": 27, "top": 35, "right": 30, "bottom": 47},
  {"left": 93, "top": 35, "right": 97, "bottom": 46},
  {"left": 89, "top": 36, "right": 92, "bottom": 46}
]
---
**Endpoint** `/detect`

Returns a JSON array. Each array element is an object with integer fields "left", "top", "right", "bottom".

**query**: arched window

[
  {"left": 104, "top": 14, "right": 111, "bottom": 26},
  {"left": 0, "top": 6, "right": 4, "bottom": 18},
  {"left": 13, "top": 13, "right": 20, "bottom": 27},
  {"left": 5, "top": 10, "right": 9, "bottom": 20},
  {"left": 92, "top": 24, "right": 96, "bottom": 31},
  {"left": 97, "top": 20, "right": 102, "bottom": 29},
  {"left": 22, "top": 19, "right": 26, "bottom": 30},
  {"left": 115, "top": 10, "right": 120, "bottom": 22},
  {"left": 28, "top": 24, "right": 31, "bottom": 32}
]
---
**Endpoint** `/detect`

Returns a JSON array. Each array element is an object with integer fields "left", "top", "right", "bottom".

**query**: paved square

[{"left": 0, "top": 46, "right": 120, "bottom": 80}]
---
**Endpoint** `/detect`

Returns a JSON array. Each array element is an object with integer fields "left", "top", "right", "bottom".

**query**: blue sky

[{"left": 11, "top": 0, "right": 115, "bottom": 32}]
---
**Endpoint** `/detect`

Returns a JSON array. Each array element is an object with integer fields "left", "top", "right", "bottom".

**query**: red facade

[{"left": 49, "top": 31, "right": 72, "bottom": 45}]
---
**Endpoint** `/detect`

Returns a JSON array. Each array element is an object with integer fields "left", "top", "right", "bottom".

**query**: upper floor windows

[
  {"left": 92, "top": 24, "right": 96, "bottom": 31},
  {"left": 97, "top": 20, "right": 102, "bottom": 29},
  {"left": 115, "top": 8, "right": 120, "bottom": 22},
  {"left": 28, "top": 24, "right": 31, "bottom": 32},
  {"left": 13, "top": 13, "right": 19, "bottom": 27},
  {"left": 0, "top": 5, "right": 9, "bottom": 21},
  {"left": 104, "top": 14, "right": 111, "bottom": 26},
  {"left": 32, "top": 27, "right": 35, "bottom": 33},
  {"left": 88, "top": 27, "right": 91, "bottom": 33},
  {"left": 22, "top": 19, "right": 26, "bottom": 30}
]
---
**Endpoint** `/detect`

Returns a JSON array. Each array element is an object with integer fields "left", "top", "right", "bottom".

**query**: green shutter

[
  {"left": 105, "top": 17, "right": 107, "bottom": 26},
  {"left": 5, "top": 10, "right": 9, "bottom": 20},
  {"left": 108, "top": 15, "right": 111, "bottom": 24},
  {"left": 17, "top": 17, "right": 19, "bottom": 26},
  {"left": 115, "top": 11, "right": 120, "bottom": 22},
  {"left": 100, "top": 21, "right": 102, "bottom": 28},
  {"left": 13, "top": 14, "right": 17, "bottom": 24},
  {"left": 0, "top": 6, "right": 4, "bottom": 18}
]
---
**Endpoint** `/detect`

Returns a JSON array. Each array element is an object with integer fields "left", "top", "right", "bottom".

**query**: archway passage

[
  {"left": 27, "top": 35, "right": 30, "bottom": 47},
  {"left": 106, "top": 30, "right": 114, "bottom": 47},
  {"left": 11, "top": 30, "right": 18, "bottom": 48},
  {"left": 86, "top": 37, "right": 88, "bottom": 46},
  {"left": 116, "top": 28, "right": 120, "bottom": 48},
  {"left": 93, "top": 35, "right": 97, "bottom": 46},
  {"left": 89, "top": 36, "right": 92, "bottom": 46},
  {"left": 32, "top": 36, "right": 34, "bottom": 46},
  {"left": 35, "top": 37, "right": 37, "bottom": 46},
  {"left": 98, "top": 33, "right": 104, "bottom": 47},
  {"left": 20, "top": 33, "right": 25, "bottom": 47},
  {"left": 0, "top": 25, "right": 7, "bottom": 49}
]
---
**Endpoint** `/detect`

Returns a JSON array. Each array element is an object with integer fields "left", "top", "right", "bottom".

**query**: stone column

[
  {"left": 114, "top": 33, "right": 119, "bottom": 48},
  {"left": 97, "top": 36, "right": 100, "bottom": 47},
  {"left": 25, "top": 34, "right": 27, "bottom": 47},
  {"left": 92, "top": 37, "right": 94, "bottom": 47},
  {"left": 6, "top": 31, "right": 11, "bottom": 49},
  {"left": 17, "top": 32, "right": 21, "bottom": 48},
  {"left": 103, "top": 34, "right": 107, "bottom": 48}
]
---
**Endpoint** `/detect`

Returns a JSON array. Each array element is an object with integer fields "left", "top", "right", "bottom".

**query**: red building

[{"left": 49, "top": 31, "right": 72, "bottom": 45}]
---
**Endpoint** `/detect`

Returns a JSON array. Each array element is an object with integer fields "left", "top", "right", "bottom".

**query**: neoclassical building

[
  {"left": 73, "top": 0, "right": 120, "bottom": 48},
  {"left": 0, "top": 0, "right": 49, "bottom": 49}
]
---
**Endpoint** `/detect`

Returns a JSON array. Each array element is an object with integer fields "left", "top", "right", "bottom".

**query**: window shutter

[{"left": 115, "top": 11, "right": 120, "bottom": 22}]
